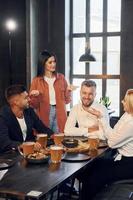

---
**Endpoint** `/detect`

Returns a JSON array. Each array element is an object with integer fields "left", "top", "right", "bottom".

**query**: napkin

[{"left": 0, "top": 169, "right": 8, "bottom": 181}]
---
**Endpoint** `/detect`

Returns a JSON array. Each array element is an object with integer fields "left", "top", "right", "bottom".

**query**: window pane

[
  {"left": 73, "top": 38, "right": 86, "bottom": 74},
  {"left": 107, "top": 36, "right": 120, "bottom": 75},
  {"left": 107, "top": 0, "right": 121, "bottom": 32},
  {"left": 93, "top": 79, "right": 102, "bottom": 102},
  {"left": 90, "top": 37, "right": 102, "bottom": 74},
  {"left": 90, "top": 0, "right": 103, "bottom": 33},
  {"left": 72, "top": 78, "right": 85, "bottom": 106},
  {"left": 106, "top": 79, "right": 120, "bottom": 116},
  {"left": 73, "top": 0, "right": 86, "bottom": 33}
]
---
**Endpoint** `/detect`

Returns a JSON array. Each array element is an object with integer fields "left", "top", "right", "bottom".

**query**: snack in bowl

[
  {"left": 65, "top": 140, "right": 90, "bottom": 153},
  {"left": 26, "top": 151, "right": 50, "bottom": 164},
  {"left": 27, "top": 152, "right": 47, "bottom": 159},
  {"left": 62, "top": 139, "right": 78, "bottom": 148}
]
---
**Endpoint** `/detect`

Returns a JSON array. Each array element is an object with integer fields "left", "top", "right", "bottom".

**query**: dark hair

[
  {"left": 37, "top": 50, "right": 57, "bottom": 76},
  {"left": 5, "top": 84, "right": 26, "bottom": 101},
  {"left": 81, "top": 80, "right": 96, "bottom": 88}
]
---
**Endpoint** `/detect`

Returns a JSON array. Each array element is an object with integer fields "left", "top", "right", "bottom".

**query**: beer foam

[
  {"left": 23, "top": 142, "right": 35, "bottom": 145},
  {"left": 37, "top": 134, "right": 47, "bottom": 137},
  {"left": 54, "top": 133, "right": 64, "bottom": 137},
  {"left": 50, "top": 146, "right": 63, "bottom": 150}
]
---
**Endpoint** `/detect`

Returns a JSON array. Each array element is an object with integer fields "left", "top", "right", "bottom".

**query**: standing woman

[{"left": 29, "top": 50, "right": 71, "bottom": 133}]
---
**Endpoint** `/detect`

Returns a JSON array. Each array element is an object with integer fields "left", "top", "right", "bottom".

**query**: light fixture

[
  {"left": 5, "top": 19, "right": 17, "bottom": 84},
  {"left": 79, "top": 41, "right": 96, "bottom": 62},
  {"left": 5, "top": 19, "right": 17, "bottom": 32}
]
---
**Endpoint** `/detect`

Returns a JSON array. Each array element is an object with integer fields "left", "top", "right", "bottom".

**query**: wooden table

[{"left": 0, "top": 145, "right": 108, "bottom": 200}]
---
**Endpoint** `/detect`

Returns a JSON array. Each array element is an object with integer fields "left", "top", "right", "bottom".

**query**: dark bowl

[
  {"left": 25, "top": 156, "right": 50, "bottom": 164},
  {"left": 62, "top": 139, "right": 78, "bottom": 148}
]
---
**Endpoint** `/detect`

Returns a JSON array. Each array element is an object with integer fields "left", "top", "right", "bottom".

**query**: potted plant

[{"left": 99, "top": 96, "right": 111, "bottom": 109}]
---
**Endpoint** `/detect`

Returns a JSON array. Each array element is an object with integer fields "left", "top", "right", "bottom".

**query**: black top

[{"left": 0, "top": 105, "right": 54, "bottom": 153}]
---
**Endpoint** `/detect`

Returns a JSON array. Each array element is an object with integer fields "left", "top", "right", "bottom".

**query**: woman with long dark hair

[{"left": 30, "top": 50, "right": 71, "bottom": 133}]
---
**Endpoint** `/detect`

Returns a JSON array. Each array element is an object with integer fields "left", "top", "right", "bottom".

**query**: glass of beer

[
  {"left": 22, "top": 142, "right": 35, "bottom": 156},
  {"left": 50, "top": 145, "right": 64, "bottom": 163},
  {"left": 36, "top": 134, "right": 48, "bottom": 149},
  {"left": 54, "top": 133, "right": 64, "bottom": 145}
]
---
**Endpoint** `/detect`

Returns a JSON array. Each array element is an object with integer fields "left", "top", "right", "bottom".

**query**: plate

[
  {"left": 26, "top": 155, "right": 50, "bottom": 164},
  {"left": 0, "top": 159, "right": 15, "bottom": 170},
  {"left": 62, "top": 153, "right": 91, "bottom": 162},
  {"left": 65, "top": 140, "right": 90, "bottom": 153}
]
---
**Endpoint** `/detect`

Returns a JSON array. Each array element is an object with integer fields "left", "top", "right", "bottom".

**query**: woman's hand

[
  {"left": 87, "top": 108, "right": 102, "bottom": 118},
  {"left": 30, "top": 90, "right": 40, "bottom": 96},
  {"left": 67, "top": 84, "right": 79, "bottom": 91}
]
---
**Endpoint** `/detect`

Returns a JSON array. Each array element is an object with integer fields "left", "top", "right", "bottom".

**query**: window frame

[{"left": 69, "top": 0, "right": 121, "bottom": 116}]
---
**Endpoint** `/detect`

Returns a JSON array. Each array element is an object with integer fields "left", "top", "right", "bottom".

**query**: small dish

[
  {"left": 26, "top": 155, "right": 50, "bottom": 164},
  {"left": 80, "top": 136, "right": 88, "bottom": 143},
  {"left": 62, "top": 139, "right": 78, "bottom": 148}
]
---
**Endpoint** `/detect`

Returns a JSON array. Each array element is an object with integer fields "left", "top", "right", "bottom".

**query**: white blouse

[{"left": 100, "top": 112, "right": 133, "bottom": 157}]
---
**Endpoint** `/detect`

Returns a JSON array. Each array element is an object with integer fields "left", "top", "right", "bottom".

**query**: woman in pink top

[{"left": 29, "top": 50, "right": 71, "bottom": 133}]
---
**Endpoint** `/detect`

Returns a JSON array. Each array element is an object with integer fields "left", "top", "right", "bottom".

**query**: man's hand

[
  {"left": 88, "top": 125, "right": 99, "bottom": 133},
  {"left": 34, "top": 142, "right": 41, "bottom": 151}
]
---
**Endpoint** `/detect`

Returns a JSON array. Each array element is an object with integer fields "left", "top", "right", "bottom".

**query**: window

[{"left": 70, "top": 0, "right": 121, "bottom": 116}]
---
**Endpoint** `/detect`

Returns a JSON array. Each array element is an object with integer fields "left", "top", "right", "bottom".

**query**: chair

[
  {"left": 93, "top": 179, "right": 133, "bottom": 200},
  {"left": 110, "top": 116, "right": 119, "bottom": 128}
]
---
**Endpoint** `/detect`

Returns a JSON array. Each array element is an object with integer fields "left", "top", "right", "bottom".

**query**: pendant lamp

[{"left": 79, "top": 41, "right": 96, "bottom": 62}]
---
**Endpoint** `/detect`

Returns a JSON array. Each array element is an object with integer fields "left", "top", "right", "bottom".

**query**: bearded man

[{"left": 64, "top": 80, "right": 109, "bottom": 139}]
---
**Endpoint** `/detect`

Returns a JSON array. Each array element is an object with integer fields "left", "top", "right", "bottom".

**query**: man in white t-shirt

[{"left": 64, "top": 80, "right": 109, "bottom": 139}]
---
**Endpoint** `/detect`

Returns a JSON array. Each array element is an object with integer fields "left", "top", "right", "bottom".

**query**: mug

[
  {"left": 50, "top": 145, "right": 64, "bottom": 163},
  {"left": 36, "top": 134, "right": 48, "bottom": 148},
  {"left": 54, "top": 133, "right": 64, "bottom": 145},
  {"left": 22, "top": 142, "right": 35, "bottom": 156}
]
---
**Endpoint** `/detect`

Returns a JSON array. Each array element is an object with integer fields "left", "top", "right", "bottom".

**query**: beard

[
  {"left": 82, "top": 99, "right": 94, "bottom": 108},
  {"left": 24, "top": 102, "right": 30, "bottom": 109}
]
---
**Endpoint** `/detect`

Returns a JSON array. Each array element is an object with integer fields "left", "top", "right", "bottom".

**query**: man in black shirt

[{"left": 0, "top": 84, "right": 54, "bottom": 153}]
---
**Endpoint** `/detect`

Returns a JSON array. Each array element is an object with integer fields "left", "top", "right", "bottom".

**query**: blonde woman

[{"left": 81, "top": 89, "right": 133, "bottom": 200}]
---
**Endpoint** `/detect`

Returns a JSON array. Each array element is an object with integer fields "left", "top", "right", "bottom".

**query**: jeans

[{"left": 49, "top": 105, "right": 59, "bottom": 133}]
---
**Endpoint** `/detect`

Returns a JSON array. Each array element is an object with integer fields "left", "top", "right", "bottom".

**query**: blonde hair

[{"left": 124, "top": 89, "right": 133, "bottom": 114}]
